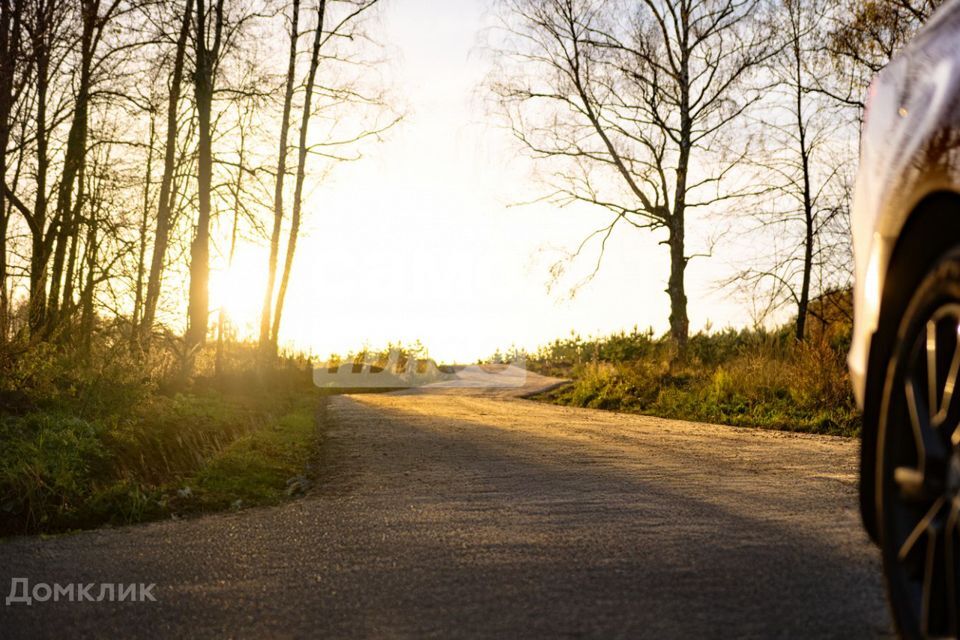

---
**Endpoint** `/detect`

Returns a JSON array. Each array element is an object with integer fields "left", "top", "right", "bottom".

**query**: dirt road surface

[{"left": 0, "top": 375, "right": 891, "bottom": 638}]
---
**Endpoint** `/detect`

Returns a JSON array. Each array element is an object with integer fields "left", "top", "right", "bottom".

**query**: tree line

[
  {"left": 0, "top": 0, "right": 396, "bottom": 372},
  {"left": 489, "top": 0, "right": 941, "bottom": 350},
  {"left": 0, "top": 0, "right": 944, "bottom": 373}
]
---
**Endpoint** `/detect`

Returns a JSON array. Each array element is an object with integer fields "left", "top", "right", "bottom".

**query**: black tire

[{"left": 878, "top": 251, "right": 960, "bottom": 638}]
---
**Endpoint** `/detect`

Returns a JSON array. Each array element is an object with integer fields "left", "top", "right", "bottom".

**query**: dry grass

[{"left": 530, "top": 326, "right": 859, "bottom": 436}]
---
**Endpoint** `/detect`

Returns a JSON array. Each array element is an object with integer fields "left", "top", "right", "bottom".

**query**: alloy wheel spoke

[
  {"left": 895, "top": 466, "right": 926, "bottom": 500},
  {"left": 906, "top": 377, "right": 948, "bottom": 473},
  {"left": 900, "top": 496, "right": 946, "bottom": 562},
  {"left": 931, "top": 312, "right": 960, "bottom": 429},
  {"left": 928, "top": 320, "right": 940, "bottom": 416},
  {"left": 938, "top": 341, "right": 960, "bottom": 422}
]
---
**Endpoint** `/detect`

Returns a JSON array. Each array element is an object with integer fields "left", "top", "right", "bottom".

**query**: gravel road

[{"left": 0, "top": 377, "right": 891, "bottom": 638}]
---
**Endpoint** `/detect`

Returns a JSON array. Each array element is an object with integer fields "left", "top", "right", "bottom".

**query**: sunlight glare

[{"left": 209, "top": 247, "right": 268, "bottom": 336}]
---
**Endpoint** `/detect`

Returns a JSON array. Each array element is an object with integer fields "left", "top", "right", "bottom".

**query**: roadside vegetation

[
  {"left": 0, "top": 339, "right": 321, "bottom": 536},
  {"left": 526, "top": 298, "right": 858, "bottom": 437},
  {"left": 0, "top": 0, "right": 392, "bottom": 537}
]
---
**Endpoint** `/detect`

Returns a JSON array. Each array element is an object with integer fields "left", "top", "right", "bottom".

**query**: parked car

[{"left": 851, "top": 1, "right": 960, "bottom": 636}]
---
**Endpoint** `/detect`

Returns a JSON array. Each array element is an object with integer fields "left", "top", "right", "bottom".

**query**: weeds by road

[
  {"left": 0, "top": 341, "right": 322, "bottom": 536},
  {"left": 526, "top": 324, "right": 859, "bottom": 437}
]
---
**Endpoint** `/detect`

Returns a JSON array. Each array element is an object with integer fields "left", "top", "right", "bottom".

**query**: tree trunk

[
  {"left": 133, "top": 113, "right": 156, "bottom": 342},
  {"left": 141, "top": 0, "right": 194, "bottom": 346},
  {"left": 0, "top": 0, "right": 21, "bottom": 343},
  {"left": 28, "top": 24, "right": 51, "bottom": 335},
  {"left": 667, "top": 216, "right": 689, "bottom": 354},
  {"left": 668, "top": 28, "right": 692, "bottom": 355},
  {"left": 30, "top": 92, "right": 50, "bottom": 336},
  {"left": 0, "top": 209, "right": 6, "bottom": 342},
  {"left": 186, "top": 0, "right": 224, "bottom": 355},
  {"left": 79, "top": 195, "right": 98, "bottom": 359},
  {"left": 260, "top": 0, "right": 301, "bottom": 358},
  {"left": 792, "top": 6, "right": 813, "bottom": 342},
  {"left": 797, "top": 151, "right": 814, "bottom": 341},
  {"left": 272, "top": 0, "right": 326, "bottom": 348},
  {"left": 47, "top": 0, "right": 97, "bottom": 335},
  {"left": 61, "top": 161, "right": 85, "bottom": 322}
]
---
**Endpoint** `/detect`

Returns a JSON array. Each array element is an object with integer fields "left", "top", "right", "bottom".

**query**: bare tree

[
  {"left": 264, "top": 0, "right": 398, "bottom": 356},
  {"left": 185, "top": 0, "right": 226, "bottom": 355},
  {"left": 724, "top": 0, "right": 940, "bottom": 337},
  {"left": 79, "top": 142, "right": 111, "bottom": 355},
  {"left": 492, "top": 0, "right": 768, "bottom": 352},
  {"left": 3, "top": 1, "right": 138, "bottom": 341},
  {"left": 13, "top": 0, "right": 66, "bottom": 334},
  {"left": 731, "top": 0, "right": 856, "bottom": 340},
  {"left": 0, "top": 0, "right": 393, "bottom": 375},
  {"left": 140, "top": 0, "right": 195, "bottom": 346},
  {"left": 132, "top": 102, "right": 157, "bottom": 339},
  {"left": 822, "top": 0, "right": 943, "bottom": 109},
  {"left": 46, "top": 0, "right": 101, "bottom": 332},
  {"left": 259, "top": 0, "right": 301, "bottom": 356},
  {"left": 270, "top": 0, "right": 327, "bottom": 349},
  {"left": 0, "top": 0, "right": 27, "bottom": 343}
]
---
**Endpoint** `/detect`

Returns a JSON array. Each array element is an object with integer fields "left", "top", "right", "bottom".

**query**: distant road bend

[{"left": 1, "top": 373, "right": 890, "bottom": 638}]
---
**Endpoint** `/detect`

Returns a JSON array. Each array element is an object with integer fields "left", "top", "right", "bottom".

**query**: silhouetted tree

[
  {"left": 492, "top": 0, "right": 769, "bottom": 353},
  {"left": 140, "top": 0, "right": 195, "bottom": 347},
  {"left": 262, "top": 0, "right": 399, "bottom": 357},
  {"left": 731, "top": 0, "right": 855, "bottom": 339},
  {"left": 0, "top": 0, "right": 27, "bottom": 343},
  {"left": 259, "top": 0, "right": 302, "bottom": 356}
]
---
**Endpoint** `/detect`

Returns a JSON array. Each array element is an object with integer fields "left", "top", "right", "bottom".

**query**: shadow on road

[{"left": 0, "top": 393, "right": 890, "bottom": 639}]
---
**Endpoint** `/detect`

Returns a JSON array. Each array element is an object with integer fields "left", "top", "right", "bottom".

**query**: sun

[{"left": 209, "top": 248, "right": 267, "bottom": 338}]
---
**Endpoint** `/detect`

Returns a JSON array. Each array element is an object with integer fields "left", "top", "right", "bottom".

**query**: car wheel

[{"left": 878, "top": 252, "right": 960, "bottom": 638}]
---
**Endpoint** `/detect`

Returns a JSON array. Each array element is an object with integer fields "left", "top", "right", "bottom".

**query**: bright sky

[{"left": 213, "top": 0, "right": 751, "bottom": 363}]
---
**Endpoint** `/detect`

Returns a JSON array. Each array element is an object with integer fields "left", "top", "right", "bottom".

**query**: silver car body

[{"left": 850, "top": 0, "right": 960, "bottom": 407}]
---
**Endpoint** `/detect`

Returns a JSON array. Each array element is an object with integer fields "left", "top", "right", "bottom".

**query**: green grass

[
  {"left": 528, "top": 325, "right": 861, "bottom": 437},
  {"left": 182, "top": 399, "right": 318, "bottom": 511},
  {"left": 0, "top": 340, "right": 325, "bottom": 536},
  {"left": 0, "top": 391, "right": 323, "bottom": 535}
]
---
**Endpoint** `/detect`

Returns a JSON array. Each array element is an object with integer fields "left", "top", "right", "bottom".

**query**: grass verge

[
  {"left": 180, "top": 397, "right": 318, "bottom": 513},
  {"left": 0, "top": 391, "right": 322, "bottom": 536},
  {"left": 0, "top": 342, "right": 325, "bottom": 536},
  {"left": 526, "top": 325, "right": 860, "bottom": 437}
]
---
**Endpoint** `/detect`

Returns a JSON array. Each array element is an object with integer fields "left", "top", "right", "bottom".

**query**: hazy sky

[{"left": 215, "top": 0, "right": 752, "bottom": 363}]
